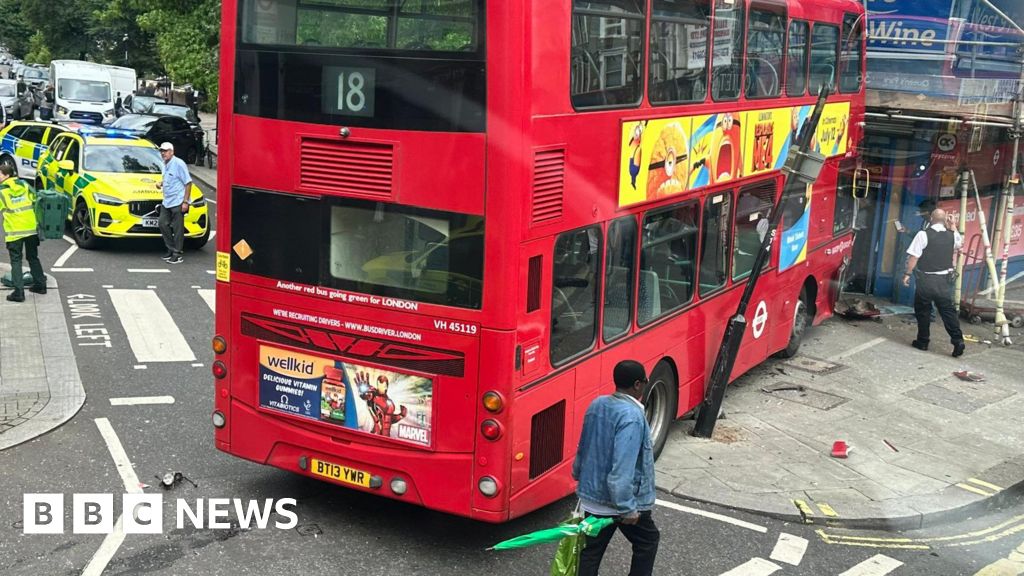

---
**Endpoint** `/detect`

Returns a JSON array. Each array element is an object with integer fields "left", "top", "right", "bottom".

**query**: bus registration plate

[{"left": 311, "top": 458, "right": 371, "bottom": 488}]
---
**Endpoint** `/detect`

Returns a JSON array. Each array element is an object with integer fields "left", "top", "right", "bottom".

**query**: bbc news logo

[{"left": 23, "top": 494, "right": 298, "bottom": 534}]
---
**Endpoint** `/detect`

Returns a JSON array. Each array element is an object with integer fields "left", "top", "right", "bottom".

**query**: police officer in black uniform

[{"left": 903, "top": 208, "right": 965, "bottom": 357}]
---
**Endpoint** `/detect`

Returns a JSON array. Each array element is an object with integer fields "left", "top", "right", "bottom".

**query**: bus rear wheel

[
  {"left": 644, "top": 361, "right": 677, "bottom": 460},
  {"left": 775, "top": 290, "right": 809, "bottom": 359}
]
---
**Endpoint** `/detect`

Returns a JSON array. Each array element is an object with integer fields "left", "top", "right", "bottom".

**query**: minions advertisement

[
  {"left": 618, "top": 102, "right": 850, "bottom": 208},
  {"left": 259, "top": 345, "right": 434, "bottom": 447}
]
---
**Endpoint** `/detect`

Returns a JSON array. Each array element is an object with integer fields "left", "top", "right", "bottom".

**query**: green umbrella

[{"left": 488, "top": 516, "right": 614, "bottom": 551}]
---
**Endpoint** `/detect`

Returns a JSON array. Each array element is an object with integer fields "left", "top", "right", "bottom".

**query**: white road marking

[
  {"left": 206, "top": 198, "right": 217, "bottom": 204},
  {"left": 206, "top": 270, "right": 215, "bottom": 275},
  {"left": 109, "top": 289, "right": 196, "bottom": 362},
  {"left": 828, "top": 337, "right": 887, "bottom": 361},
  {"left": 190, "top": 285, "right": 201, "bottom": 289},
  {"left": 51, "top": 267, "right": 94, "bottom": 272},
  {"left": 146, "top": 285, "right": 157, "bottom": 289},
  {"left": 209, "top": 230, "right": 217, "bottom": 240},
  {"left": 84, "top": 418, "right": 143, "bottom": 576},
  {"left": 198, "top": 289, "right": 215, "bottom": 312},
  {"left": 110, "top": 396, "right": 175, "bottom": 406},
  {"left": 62, "top": 234, "right": 75, "bottom": 244},
  {"left": 769, "top": 533, "right": 808, "bottom": 566},
  {"left": 191, "top": 363, "right": 204, "bottom": 367},
  {"left": 127, "top": 268, "right": 171, "bottom": 273},
  {"left": 838, "top": 554, "right": 904, "bottom": 576},
  {"left": 719, "top": 558, "right": 781, "bottom": 576},
  {"left": 133, "top": 365, "right": 147, "bottom": 370},
  {"left": 53, "top": 243, "right": 78, "bottom": 267},
  {"left": 102, "top": 284, "right": 114, "bottom": 289},
  {"left": 655, "top": 499, "right": 767, "bottom": 533}
]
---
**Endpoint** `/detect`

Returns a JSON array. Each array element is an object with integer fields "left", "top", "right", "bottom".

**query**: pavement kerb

[
  {"left": 657, "top": 452, "right": 1024, "bottom": 531},
  {"left": 0, "top": 264, "right": 87, "bottom": 451},
  {"left": 189, "top": 165, "right": 217, "bottom": 191}
]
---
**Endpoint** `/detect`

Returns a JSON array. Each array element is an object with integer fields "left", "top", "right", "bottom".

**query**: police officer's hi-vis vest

[{"left": 0, "top": 178, "right": 39, "bottom": 242}]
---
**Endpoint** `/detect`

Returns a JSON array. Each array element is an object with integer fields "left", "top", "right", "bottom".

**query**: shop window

[
  {"left": 603, "top": 216, "right": 637, "bottom": 342},
  {"left": 649, "top": 0, "right": 712, "bottom": 105},
  {"left": 639, "top": 202, "right": 699, "bottom": 324},
  {"left": 551, "top": 226, "right": 602, "bottom": 365},
  {"left": 571, "top": 0, "right": 645, "bottom": 109}
]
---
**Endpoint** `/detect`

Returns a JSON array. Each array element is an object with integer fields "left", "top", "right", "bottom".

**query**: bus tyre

[
  {"left": 185, "top": 226, "right": 210, "bottom": 250},
  {"left": 644, "top": 361, "right": 677, "bottom": 460},
  {"left": 72, "top": 199, "right": 99, "bottom": 250},
  {"left": 775, "top": 290, "right": 809, "bottom": 359}
]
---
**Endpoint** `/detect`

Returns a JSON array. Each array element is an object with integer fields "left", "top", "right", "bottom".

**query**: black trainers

[
  {"left": 6, "top": 292, "right": 25, "bottom": 302},
  {"left": 911, "top": 340, "right": 928, "bottom": 351},
  {"left": 29, "top": 285, "right": 46, "bottom": 295},
  {"left": 952, "top": 342, "right": 966, "bottom": 357},
  {"left": 162, "top": 252, "right": 174, "bottom": 262},
  {"left": 168, "top": 255, "right": 184, "bottom": 264}
]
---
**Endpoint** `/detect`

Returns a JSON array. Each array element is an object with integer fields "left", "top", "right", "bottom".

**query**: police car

[
  {"left": 0, "top": 120, "right": 67, "bottom": 181},
  {"left": 35, "top": 125, "right": 209, "bottom": 249}
]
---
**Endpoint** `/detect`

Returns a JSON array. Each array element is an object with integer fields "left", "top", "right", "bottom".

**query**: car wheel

[
  {"left": 184, "top": 225, "right": 210, "bottom": 251},
  {"left": 185, "top": 145, "right": 198, "bottom": 165},
  {"left": 72, "top": 199, "right": 99, "bottom": 249},
  {"left": 644, "top": 361, "right": 678, "bottom": 460},
  {"left": 775, "top": 289, "right": 809, "bottom": 359},
  {"left": 0, "top": 154, "right": 16, "bottom": 176}
]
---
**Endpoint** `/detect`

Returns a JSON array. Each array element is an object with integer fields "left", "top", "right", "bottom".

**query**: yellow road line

[
  {"left": 967, "top": 478, "right": 1004, "bottom": 492},
  {"left": 817, "top": 503, "right": 839, "bottom": 517},
  {"left": 946, "top": 523, "right": 1024, "bottom": 548},
  {"left": 793, "top": 499, "right": 815, "bottom": 522},
  {"left": 957, "top": 482, "right": 995, "bottom": 497},
  {"left": 820, "top": 515, "right": 1024, "bottom": 545}
]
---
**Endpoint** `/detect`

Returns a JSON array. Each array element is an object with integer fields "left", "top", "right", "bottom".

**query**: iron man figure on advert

[{"left": 355, "top": 371, "right": 407, "bottom": 436}]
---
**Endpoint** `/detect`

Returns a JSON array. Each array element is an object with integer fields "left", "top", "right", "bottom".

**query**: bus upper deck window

[
  {"left": 745, "top": 8, "right": 785, "bottom": 99},
  {"left": 711, "top": 0, "right": 745, "bottom": 101},
  {"left": 570, "top": 0, "right": 646, "bottom": 110},
  {"left": 649, "top": 0, "right": 711, "bottom": 105}
]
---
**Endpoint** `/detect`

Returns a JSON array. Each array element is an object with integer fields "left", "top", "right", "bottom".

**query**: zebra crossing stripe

[
  {"left": 769, "top": 533, "right": 808, "bottom": 566},
  {"left": 198, "top": 289, "right": 215, "bottom": 312},
  {"left": 108, "top": 289, "right": 196, "bottom": 363},
  {"left": 718, "top": 558, "right": 781, "bottom": 576},
  {"left": 838, "top": 554, "right": 903, "bottom": 576}
]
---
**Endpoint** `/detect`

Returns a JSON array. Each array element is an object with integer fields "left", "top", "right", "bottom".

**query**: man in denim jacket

[{"left": 572, "top": 360, "right": 659, "bottom": 576}]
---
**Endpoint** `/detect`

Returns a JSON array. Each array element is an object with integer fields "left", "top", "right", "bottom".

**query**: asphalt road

[{"left": 1, "top": 180, "right": 1023, "bottom": 575}]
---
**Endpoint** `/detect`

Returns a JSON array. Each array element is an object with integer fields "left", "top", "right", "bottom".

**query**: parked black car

[
  {"left": 110, "top": 113, "right": 203, "bottom": 164},
  {"left": 120, "top": 94, "right": 165, "bottom": 115}
]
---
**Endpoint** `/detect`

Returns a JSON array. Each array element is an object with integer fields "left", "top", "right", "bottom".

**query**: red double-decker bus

[{"left": 212, "top": 0, "right": 866, "bottom": 522}]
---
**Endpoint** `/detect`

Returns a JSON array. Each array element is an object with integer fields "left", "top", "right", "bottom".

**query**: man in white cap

[{"left": 156, "top": 141, "right": 192, "bottom": 264}]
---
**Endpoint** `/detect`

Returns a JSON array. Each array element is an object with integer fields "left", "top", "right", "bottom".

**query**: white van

[
  {"left": 104, "top": 65, "right": 137, "bottom": 106},
  {"left": 49, "top": 60, "right": 115, "bottom": 124}
]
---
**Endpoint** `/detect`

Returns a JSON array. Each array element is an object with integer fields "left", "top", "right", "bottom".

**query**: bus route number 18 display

[{"left": 323, "top": 66, "right": 376, "bottom": 118}]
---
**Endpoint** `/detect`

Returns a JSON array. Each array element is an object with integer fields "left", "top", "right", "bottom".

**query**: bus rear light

[
  {"left": 212, "top": 335, "right": 227, "bottom": 354},
  {"left": 480, "top": 419, "right": 502, "bottom": 440},
  {"left": 478, "top": 476, "right": 500, "bottom": 498},
  {"left": 482, "top": 391, "right": 503, "bottom": 413},
  {"left": 212, "top": 411, "right": 226, "bottom": 428},
  {"left": 390, "top": 477, "right": 408, "bottom": 495},
  {"left": 212, "top": 361, "right": 227, "bottom": 379}
]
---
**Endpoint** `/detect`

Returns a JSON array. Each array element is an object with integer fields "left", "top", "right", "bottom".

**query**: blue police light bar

[{"left": 74, "top": 125, "right": 142, "bottom": 139}]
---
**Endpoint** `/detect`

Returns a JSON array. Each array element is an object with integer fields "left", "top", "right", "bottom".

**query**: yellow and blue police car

[
  {"left": 36, "top": 125, "right": 209, "bottom": 249},
  {"left": 0, "top": 120, "right": 67, "bottom": 181}
]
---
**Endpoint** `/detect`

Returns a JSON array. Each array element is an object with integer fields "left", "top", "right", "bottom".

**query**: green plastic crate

[{"left": 35, "top": 189, "right": 70, "bottom": 240}]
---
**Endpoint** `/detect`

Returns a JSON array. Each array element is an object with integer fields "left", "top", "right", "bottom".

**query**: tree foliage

[
  {"left": 24, "top": 31, "right": 51, "bottom": 66},
  {"left": 0, "top": 0, "right": 34, "bottom": 57},
  {"left": 138, "top": 0, "right": 221, "bottom": 103}
]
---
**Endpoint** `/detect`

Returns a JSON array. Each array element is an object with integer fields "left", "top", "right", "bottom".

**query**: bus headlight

[{"left": 478, "top": 476, "right": 499, "bottom": 498}]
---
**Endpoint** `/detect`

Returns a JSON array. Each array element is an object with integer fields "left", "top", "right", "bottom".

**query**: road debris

[{"left": 953, "top": 370, "right": 985, "bottom": 382}]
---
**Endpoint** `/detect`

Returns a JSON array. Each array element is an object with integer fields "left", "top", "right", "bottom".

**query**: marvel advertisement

[{"left": 258, "top": 345, "right": 434, "bottom": 447}]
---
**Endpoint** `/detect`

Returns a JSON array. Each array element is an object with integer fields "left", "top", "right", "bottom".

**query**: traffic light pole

[{"left": 693, "top": 86, "right": 832, "bottom": 438}]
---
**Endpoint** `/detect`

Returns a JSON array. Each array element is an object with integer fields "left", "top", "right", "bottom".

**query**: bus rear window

[{"left": 327, "top": 199, "right": 484, "bottom": 309}]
